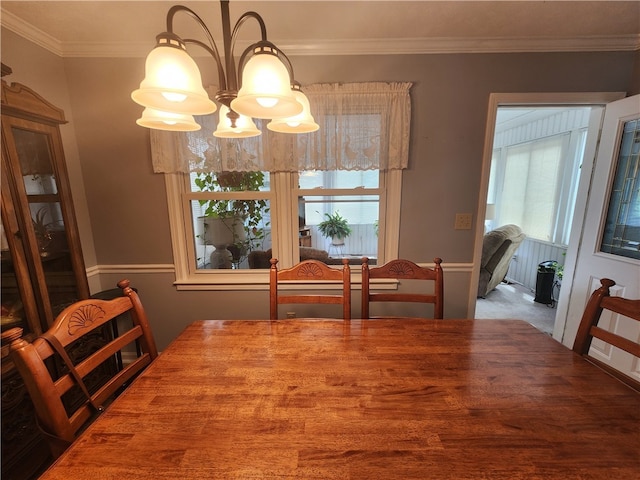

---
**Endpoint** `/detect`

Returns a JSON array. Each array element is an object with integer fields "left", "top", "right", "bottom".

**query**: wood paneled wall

[{"left": 506, "top": 237, "right": 567, "bottom": 292}]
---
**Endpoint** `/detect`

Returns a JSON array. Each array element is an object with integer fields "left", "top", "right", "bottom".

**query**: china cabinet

[{"left": 1, "top": 73, "right": 90, "bottom": 479}]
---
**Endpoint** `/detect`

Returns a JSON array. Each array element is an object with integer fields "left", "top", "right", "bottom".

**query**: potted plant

[
  {"left": 195, "top": 171, "right": 269, "bottom": 268},
  {"left": 317, "top": 211, "right": 352, "bottom": 246},
  {"left": 32, "top": 206, "right": 54, "bottom": 257}
]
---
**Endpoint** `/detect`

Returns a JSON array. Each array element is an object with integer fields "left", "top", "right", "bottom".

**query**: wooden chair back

[
  {"left": 270, "top": 258, "right": 351, "bottom": 320},
  {"left": 572, "top": 278, "right": 640, "bottom": 391},
  {"left": 1, "top": 279, "right": 158, "bottom": 458},
  {"left": 362, "top": 257, "right": 444, "bottom": 319}
]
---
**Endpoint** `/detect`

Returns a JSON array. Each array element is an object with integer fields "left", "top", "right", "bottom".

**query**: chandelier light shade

[
  {"left": 131, "top": 41, "right": 217, "bottom": 115},
  {"left": 267, "top": 85, "right": 319, "bottom": 133},
  {"left": 131, "top": 0, "right": 315, "bottom": 137},
  {"left": 214, "top": 105, "right": 261, "bottom": 138},
  {"left": 136, "top": 107, "right": 201, "bottom": 131},
  {"left": 230, "top": 47, "right": 303, "bottom": 119}
]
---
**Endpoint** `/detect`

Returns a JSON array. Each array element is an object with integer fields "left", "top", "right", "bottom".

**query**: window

[
  {"left": 156, "top": 83, "right": 410, "bottom": 288},
  {"left": 500, "top": 134, "right": 569, "bottom": 241},
  {"left": 299, "top": 170, "right": 380, "bottom": 259},
  {"left": 489, "top": 107, "right": 591, "bottom": 245},
  {"left": 165, "top": 168, "right": 400, "bottom": 287},
  {"left": 600, "top": 118, "right": 640, "bottom": 259}
]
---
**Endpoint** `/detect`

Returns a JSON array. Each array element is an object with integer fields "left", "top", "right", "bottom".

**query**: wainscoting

[{"left": 506, "top": 237, "right": 567, "bottom": 293}]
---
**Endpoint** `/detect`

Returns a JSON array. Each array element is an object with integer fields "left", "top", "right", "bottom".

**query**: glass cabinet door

[
  {"left": 0, "top": 207, "right": 40, "bottom": 339},
  {"left": 13, "top": 126, "right": 82, "bottom": 317}
]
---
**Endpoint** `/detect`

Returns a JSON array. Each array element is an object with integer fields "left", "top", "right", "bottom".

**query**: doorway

[{"left": 469, "top": 92, "right": 626, "bottom": 338}]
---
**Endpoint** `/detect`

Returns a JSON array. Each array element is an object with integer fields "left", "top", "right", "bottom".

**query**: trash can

[{"left": 534, "top": 260, "right": 556, "bottom": 305}]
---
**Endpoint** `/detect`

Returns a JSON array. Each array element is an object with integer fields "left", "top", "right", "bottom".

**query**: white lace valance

[{"left": 150, "top": 82, "right": 412, "bottom": 173}]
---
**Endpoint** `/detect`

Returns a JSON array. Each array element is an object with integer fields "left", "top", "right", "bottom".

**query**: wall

[
  {"left": 2, "top": 27, "right": 637, "bottom": 350},
  {"left": 631, "top": 50, "right": 640, "bottom": 95},
  {"left": 1, "top": 29, "right": 100, "bottom": 291}
]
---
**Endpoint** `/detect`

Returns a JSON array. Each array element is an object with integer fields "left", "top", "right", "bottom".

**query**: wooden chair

[
  {"left": 362, "top": 257, "right": 444, "bottom": 319},
  {"left": 1, "top": 279, "right": 158, "bottom": 458},
  {"left": 572, "top": 278, "right": 640, "bottom": 391},
  {"left": 270, "top": 258, "right": 351, "bottom": 320}
]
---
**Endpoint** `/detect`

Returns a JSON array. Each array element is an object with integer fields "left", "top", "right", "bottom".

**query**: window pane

[
  {"left": 299, "top": 170, "right": 379, "bottom": 189},
  {"left": 190, "top": 171, "right": 271, "bottom": 270},
  {"left": 300, "top": 195, "right": 378, "bottom": 261},
  {"left": 191, "top": 199, "right": 271, "bottom": 270},
  {"left": 190, "top": 171, "right": 270, "bottom": 193},
  {"left": 500, "top": 135, "right": 566, "bottom": 242},
  {"left": 298, "top": 169, "right": 379, "bottom": 264},
  {"left": 600, "top": 118, "right": 640, "bottom": 259}
]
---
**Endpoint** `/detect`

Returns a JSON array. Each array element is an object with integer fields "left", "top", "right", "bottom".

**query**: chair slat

[
  {"left": 50, "top": 326, "right": 145, "bottom": 397},
  {"left": 1, "top": 279, "right": 158, "bottom": 459},
  {"left": 590, "top": 326, "right": 640, "bottom": 358},
  {"left": 573, "top": 278, "right": 640, "bottom": 391}
]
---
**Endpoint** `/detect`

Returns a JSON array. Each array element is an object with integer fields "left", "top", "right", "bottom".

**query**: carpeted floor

[{"left": 475, "top": 282, "right": 557, "bottom": 335}]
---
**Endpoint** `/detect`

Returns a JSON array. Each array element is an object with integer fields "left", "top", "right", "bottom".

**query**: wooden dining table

[{"left": 39, "top": 319, "right": 639, "bottom": 479}]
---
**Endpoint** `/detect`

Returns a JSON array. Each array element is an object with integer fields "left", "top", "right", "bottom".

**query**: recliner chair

[{"left": 477, "top": 224, "right": 525, "bottom": 298}]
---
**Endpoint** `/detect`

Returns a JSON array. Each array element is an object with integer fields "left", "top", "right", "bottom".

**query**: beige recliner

[{"left": 477, "top": 224, "right": 525, "bottom": 298}]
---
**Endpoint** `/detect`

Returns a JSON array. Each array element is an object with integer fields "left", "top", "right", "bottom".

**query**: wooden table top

[{"left": 40, "top": 319, "right": 639, "bottom": 479}]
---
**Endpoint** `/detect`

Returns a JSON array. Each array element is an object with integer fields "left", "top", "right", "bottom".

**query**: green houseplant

[
  {"left": 32, "top": 206, "right": 54, "bottom": 257},
  {"left": 194, "top": 171, "right": 269, "bottom": 267},
  {"left": 317, "top": 211, "right": 352, "bottom": 245}
]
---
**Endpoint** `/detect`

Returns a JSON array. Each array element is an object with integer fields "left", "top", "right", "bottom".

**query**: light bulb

[
  {"left": 162, "top": 92, "right": 187, "bottom": 102},
  {"left": 256, "top": 97, "right": 279, "bottom": 108}
]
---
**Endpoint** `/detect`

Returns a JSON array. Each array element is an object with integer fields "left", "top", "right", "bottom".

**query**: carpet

[{"left": 475, "top": 282, "right": 556, "bottom": 335}]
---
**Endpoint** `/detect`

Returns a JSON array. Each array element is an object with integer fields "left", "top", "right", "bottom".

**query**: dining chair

[
  {"left": 270, "top": 258, "right": 351, "bottom": 320},
  {"left": 361, "top": 257, "right": 444, "bottom": 319},
  {"left": 1, "top": 279, "right": 158, "bottom": 459},
  {"left": 572, "top": 278, "right": 640, "bottom": 391}
]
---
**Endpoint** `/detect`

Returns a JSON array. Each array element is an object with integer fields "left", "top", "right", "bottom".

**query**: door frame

[{"left": 469, "top": 92, "right": 626, "bottom": 341}]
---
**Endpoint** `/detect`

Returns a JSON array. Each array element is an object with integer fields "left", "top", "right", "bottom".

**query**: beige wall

[{"left": 2, "top": 28, "right": 637, "bottom": 350}]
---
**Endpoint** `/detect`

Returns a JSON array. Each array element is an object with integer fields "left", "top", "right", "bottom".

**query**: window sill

[{"left": 173, "top": 271, "right": 399, "bottom": 291}]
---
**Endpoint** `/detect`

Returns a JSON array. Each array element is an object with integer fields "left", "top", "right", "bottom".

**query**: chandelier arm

[
  {"left": 223, "top": 8, "right": 267, "bottom": 94},
  {"left": 232, "top": 11, "right": 268, "bottom": 43},
  {"left": 166, "top": 5, "right": 227, "bottom": 91},
  {"left": 183, "top": 38, "right": 227, "bottom": 93}
]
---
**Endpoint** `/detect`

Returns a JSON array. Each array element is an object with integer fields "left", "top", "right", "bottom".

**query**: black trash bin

[{"left": 534, "top": 260, "right": 556, "bottom": 305}]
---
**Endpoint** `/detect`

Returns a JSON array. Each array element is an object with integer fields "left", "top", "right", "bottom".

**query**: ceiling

[{"left": 2, "top": 1, "right": 639, "bottom": 58}]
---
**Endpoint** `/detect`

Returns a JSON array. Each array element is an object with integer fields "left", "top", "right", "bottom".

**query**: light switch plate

[{"left": 455, "top": 213, "right": 473, "bottom": 230}]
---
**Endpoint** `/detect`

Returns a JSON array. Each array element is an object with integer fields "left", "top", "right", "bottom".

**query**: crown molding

[
  {"left": 3, "top": 8, "right": 639, "bottom": 58},
  {"left": 276, "top": 35, "right": 640, "bottom": 56},
  {"left": 2, "top": 9, "right": 64, "bottom": 56}
]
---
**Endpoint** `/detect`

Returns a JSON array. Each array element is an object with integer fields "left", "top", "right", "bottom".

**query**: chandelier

[{"left": 131, "top": 0, "right": 318, "bottom": 137}]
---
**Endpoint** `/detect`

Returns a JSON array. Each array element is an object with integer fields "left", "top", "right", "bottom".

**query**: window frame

[{"left": 165, "top": 169, "right": 401, "bottom": 290}]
